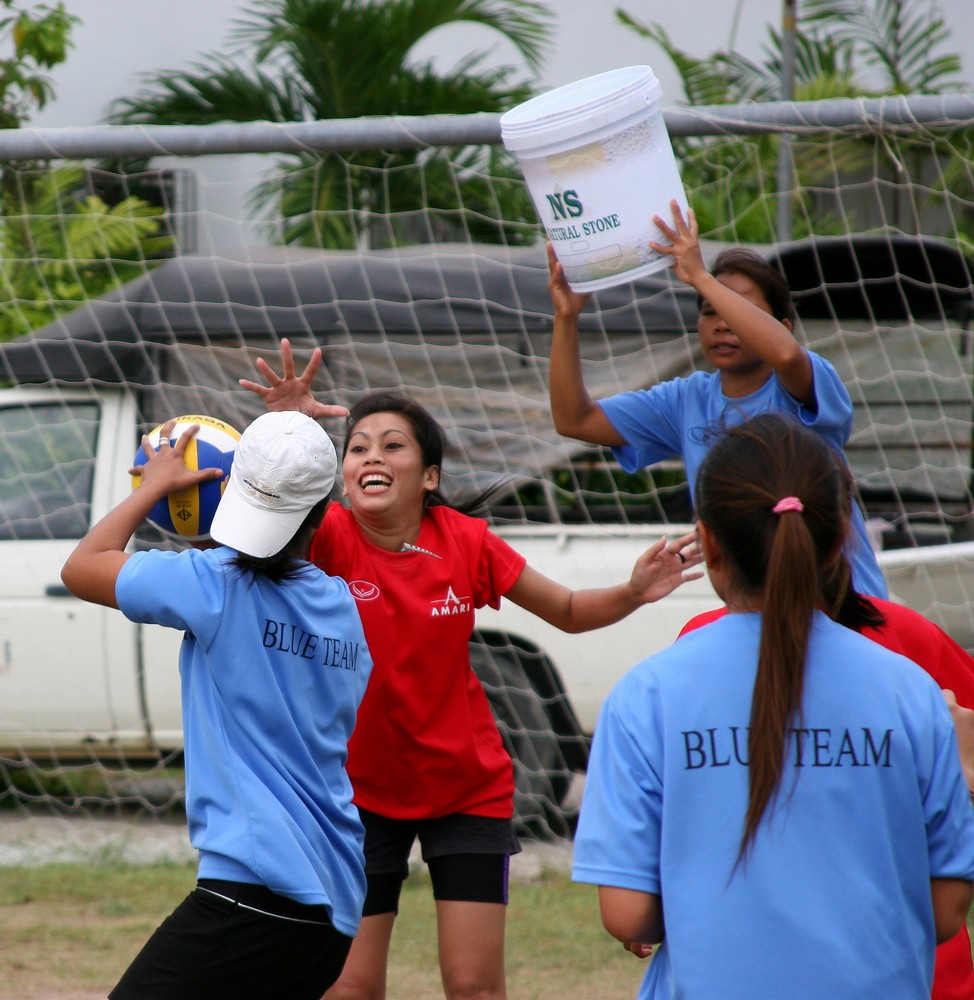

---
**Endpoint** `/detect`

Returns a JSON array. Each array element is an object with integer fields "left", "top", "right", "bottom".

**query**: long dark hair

[
  {"left": 694, "top": 414, "right": 849, "bottom": 860},
  {"left": 705, "top": 247, "right": 797, "bottom": 325},
  {"left": 344, "top": 391, "right": 503, "bottom": 516},
  {"left": 822, "top": 554, "right": 886, "bottom": 632}
]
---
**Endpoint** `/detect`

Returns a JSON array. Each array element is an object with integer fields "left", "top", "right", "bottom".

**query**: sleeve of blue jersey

[
  {"left": 116, "top": 547, "right": 226, "bottom": 647},
  {"left": 572, "top": 687, "right": 664, "bottom": 894}
]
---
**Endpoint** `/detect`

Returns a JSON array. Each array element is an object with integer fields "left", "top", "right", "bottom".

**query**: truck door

[{"left": 0, "top": 389, "right": 150, "bottom": 755}]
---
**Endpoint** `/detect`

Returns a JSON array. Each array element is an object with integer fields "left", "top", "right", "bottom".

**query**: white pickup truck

[
  {"left": 5, "top": 382, "right": 974, "bottom": 832},
  {"left": 0, "top": 383, "right": 723, "bottom": 828}
]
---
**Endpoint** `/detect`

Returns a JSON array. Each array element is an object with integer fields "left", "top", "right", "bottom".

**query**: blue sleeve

[
  {"left": 802, "top": 351, "right": 854, "bottom": 444},
  {"left": 599, "top": 378, "right": 688, "bottom": 474},
  {"left": 572, "top": 682, "right": 664, "bottom": 893},
  {"left": 116, "top": 548, "right": 227, "bottom": 649}
]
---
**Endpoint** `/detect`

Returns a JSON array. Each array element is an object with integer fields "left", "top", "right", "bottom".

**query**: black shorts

[
  {"left": 109, "top": 881, "right": 353, "bottom": 1000},
  {"left": 359, "top": 808, "right": 521, "bottom": 915}
]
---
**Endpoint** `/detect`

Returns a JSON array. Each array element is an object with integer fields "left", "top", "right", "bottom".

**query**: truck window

[
  {"left": 0, "top": 401, "right": 97, "bottom": 540},
  {"left": 487, "top": 447, "right": 692, "bottom": 526}
]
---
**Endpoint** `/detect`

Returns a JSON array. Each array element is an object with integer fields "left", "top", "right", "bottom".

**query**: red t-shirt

[
  {"left": 310, "top": 503, "right": 527, "bottom": 820},
  {"left": 680, "top": 600, "right": 974, "bottom": 1000}
]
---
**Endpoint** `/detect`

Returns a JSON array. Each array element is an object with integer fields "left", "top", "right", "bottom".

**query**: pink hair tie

[{"left": 772, "top": 496, "right": 804, "bottom": 515}]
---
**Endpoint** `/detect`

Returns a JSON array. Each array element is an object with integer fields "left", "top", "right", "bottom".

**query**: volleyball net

[{"left": 1, "top": 94, "right": 973, "bottom": 839}]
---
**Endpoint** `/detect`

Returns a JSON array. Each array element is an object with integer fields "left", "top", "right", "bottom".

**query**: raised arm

[
  {"left": 503, "top": 530, "right": 701, "bottom": 633},
  {"left": 547, "top": 243, "right": 626, "bottom": 446},
  {"left": 61, "top": 422, "right": 224, "bottom": 608},
  {"left": 239, "top": 337, "right": 350, "bottom": 420},
  {"left": 652, "top": 201, "right": 814, "bottom": 406}
]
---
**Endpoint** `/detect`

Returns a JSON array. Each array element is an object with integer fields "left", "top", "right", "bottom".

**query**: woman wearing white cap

[
  {"left": 243, "top": 342, "right": 704, "bottom": 1000},
  {"left": 61, "top": 411, "right": 373, "bottom": 1000}
]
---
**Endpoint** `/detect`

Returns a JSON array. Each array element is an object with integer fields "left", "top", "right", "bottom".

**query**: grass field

[
  {"left": 0, "top": 858, "right": 647, "bottom": 1000},
  {"left": 5, "top": 852, "right": 974, "bottom": 999}
]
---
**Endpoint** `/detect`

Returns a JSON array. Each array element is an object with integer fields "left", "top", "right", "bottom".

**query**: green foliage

[
  {"left": 800, "top": 0, "right": 963, "bottom": 94},
  {"left": 0, "top": 6, "right": 174, "bottom": 341},
  {"left": 498, "top": 453, "right": 691, "bottom": 525},
  {"left": 616, "top": 0, "right": 970, "bottom": 242},
  {"left": 109, "top": 0, "right": 555, "bottom": 248},
  {"left": 0, "top": 0, "right": 78, "bottom": 129},
  {"left": 0, "top": 166, "right": 173, "bottom": 341}
]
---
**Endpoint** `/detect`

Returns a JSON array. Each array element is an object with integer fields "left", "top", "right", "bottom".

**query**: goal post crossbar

[{"left": 0, "top": 93, "right": 972, "bottom": 162}]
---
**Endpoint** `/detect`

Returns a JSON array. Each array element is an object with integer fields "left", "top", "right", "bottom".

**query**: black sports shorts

[
  {"left": 109, "top": 881, "right": 353, "bottom": 1000},
  {"left": 358, "top": 808, "right": 521, "bottom": 915}
]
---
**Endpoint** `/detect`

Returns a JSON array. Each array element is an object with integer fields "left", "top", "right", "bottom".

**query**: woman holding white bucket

[{"left": 546, "top": 199, "right": 888, "bottom": 601}]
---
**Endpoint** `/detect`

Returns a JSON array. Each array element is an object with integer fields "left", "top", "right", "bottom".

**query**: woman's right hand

[
  {"left": 547, "top": 241, "right": 592, "bottom": 319},
  {"left": 624, "top": 941, "right": 655, "bottom": 960},
  {"left": 239, "top": 338, "right": 350, "bottom": 420}
]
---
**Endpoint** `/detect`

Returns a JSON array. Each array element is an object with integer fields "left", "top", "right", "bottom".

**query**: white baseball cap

[{"left": 210, "top": 411, "right": 337, "bottom": 558}]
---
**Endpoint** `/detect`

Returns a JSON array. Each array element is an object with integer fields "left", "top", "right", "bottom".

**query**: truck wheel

[{"left": 468, "top": 637, "right": 581, "bottom": 839}]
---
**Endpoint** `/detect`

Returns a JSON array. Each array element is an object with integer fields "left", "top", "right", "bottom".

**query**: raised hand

[
  {"left": 547, "top": 241, "right": 592, "bottom": 320},
  {"left": 239, "top": 337, "right": 350, "bottom": 420},
  {"left": 629, "top": 529, "right": 704, "bottom": 605},
  {"left": 129, "top": 420, "right": 224, "bottom": 498},
  {"left": 649, "top": 200, "right": 708, "bottom": 288}
]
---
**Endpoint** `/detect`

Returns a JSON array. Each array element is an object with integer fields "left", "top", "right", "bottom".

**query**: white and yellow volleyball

[{"left": 131, "top": 414, "right": 241, "bottom": 539}]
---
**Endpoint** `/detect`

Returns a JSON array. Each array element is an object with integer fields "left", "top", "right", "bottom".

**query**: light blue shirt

[
  {"left": 573, "top": 612, "right": 974, "bottom": 1000},
  {"left": 599, "top": 351, "right": 888, "bottom": 598},
  {"left": 117, "top": 546, "right": 372, "bottom": 937}
]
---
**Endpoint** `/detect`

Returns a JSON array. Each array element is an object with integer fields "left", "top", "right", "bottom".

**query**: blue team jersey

[
  {"left": 599, "top": 351, "right": 888, "bottom": 598},
  {"left": 117, "top": 545, "right": 372, "bottom": 937},
  {"left": 573, "top": 612, "right": 974, "bottom": 1000}
]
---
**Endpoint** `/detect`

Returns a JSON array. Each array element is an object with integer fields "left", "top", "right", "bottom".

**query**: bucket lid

[{"left": 500, "top": 65, "right": 662, "bottom": 152}]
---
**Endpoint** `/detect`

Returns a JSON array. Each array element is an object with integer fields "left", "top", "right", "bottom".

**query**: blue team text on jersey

[
  {"left": 262, "top": 619, "right": 364, "bottom": 671},
  {"left": 683, "top": 725, "right": 893, "bottom": 769}
]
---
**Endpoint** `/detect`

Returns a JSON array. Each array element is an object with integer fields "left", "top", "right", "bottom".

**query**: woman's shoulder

[{"left": 424, "top": 503, "right": 490, "bottom": 544}]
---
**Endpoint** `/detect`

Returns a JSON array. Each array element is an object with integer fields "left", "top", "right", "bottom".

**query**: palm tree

[
  {"left": 108, "top": 0, "right": 554, "bottom": 248},
  {"left": 617, "top": 0, "right": 967, "bottom": 240}
]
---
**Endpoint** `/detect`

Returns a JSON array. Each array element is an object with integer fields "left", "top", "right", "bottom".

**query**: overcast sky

[{"left": 31, "top": 0, "right": 974, "bottom": 129}]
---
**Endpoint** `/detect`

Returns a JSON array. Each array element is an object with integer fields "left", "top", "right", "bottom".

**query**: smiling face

[{"left": 342, "top": 411, "right": 440, "bottom": 520}]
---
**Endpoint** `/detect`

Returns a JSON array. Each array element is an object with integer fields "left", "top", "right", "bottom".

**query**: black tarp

[{"left": 1, "top": 236, "right": 971, "bottom": 507}]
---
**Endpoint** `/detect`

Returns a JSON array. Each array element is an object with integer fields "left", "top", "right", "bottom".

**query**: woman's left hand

[
  {"left": 129, "top": 419, "right": 225, "bottom": 497},
  {"left": 630, "top": 529, "right": 704, "bottom": 603},
  {"left": 649, "top": 200, "right": 707, "bottom": 288},
  {"left": 240, "top": 337, "right": 350, "bottom": 420}
]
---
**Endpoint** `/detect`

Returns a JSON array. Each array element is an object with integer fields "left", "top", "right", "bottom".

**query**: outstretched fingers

[{"left": 649, "top": 200, "right": 696, "bottom": 254}]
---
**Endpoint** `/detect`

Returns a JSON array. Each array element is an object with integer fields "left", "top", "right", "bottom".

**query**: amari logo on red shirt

[{"left": 431, "top": 586, "right": 471, "bottom": 617}]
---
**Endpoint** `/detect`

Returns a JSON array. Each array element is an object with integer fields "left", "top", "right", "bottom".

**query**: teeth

[{"left": 362, "top": 475, "right": 391, "bottom": 491}]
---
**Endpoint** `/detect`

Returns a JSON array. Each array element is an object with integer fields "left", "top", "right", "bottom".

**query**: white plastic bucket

[{"left": 500, "top": 65, "right": 688, "bottom": 292}]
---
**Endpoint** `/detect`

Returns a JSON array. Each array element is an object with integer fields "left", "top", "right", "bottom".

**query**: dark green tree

[
  {"left": 109, "top": 0, "right": 554, "bottom": 248},
  {"left": 0, "top": 5, "right": 174, "bottom": 341},
  {"left": 0, "top": 0, "right": 77, "bottom": 130}
]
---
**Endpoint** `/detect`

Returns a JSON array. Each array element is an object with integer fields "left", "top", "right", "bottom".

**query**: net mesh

[{"left": 1, "top": 102, "right": 974, "bottom": 842}]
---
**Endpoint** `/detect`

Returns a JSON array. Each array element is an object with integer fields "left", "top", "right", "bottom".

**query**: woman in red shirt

[{"left": 244, "top": 340, "right": 702, "bottom": 1000}]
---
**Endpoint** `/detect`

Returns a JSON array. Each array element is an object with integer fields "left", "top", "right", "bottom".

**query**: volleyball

[{"left": 131, "top": 414, "right": 241, "bottom": 539}]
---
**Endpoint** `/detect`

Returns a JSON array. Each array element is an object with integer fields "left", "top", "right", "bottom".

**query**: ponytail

[{"left": 694, "top": 415, "right": 848, "bottom": 861}]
